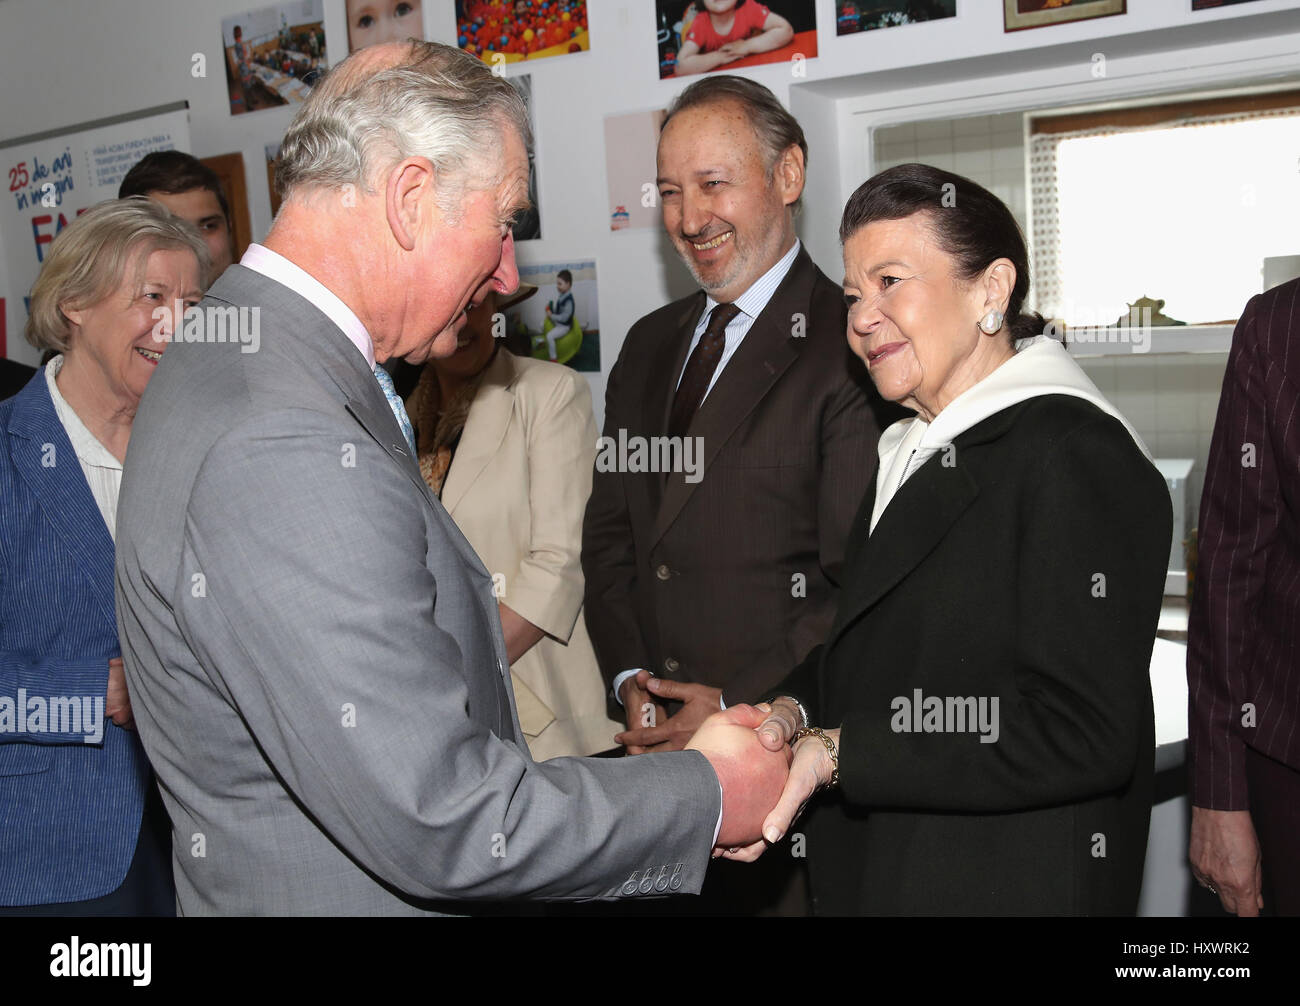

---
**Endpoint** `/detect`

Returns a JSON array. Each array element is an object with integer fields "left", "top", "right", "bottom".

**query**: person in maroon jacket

[{"left": 1188, "top": 276, "right": 1300, "bottom": 917}]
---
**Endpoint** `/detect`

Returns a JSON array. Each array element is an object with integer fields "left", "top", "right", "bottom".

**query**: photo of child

[
  {"left": 543, "top": 269, "right": 574, "bottom": 363},
  {"left": 456, "top": 0, "right": 590, "bottom": 65},
  {"left": 221, "top": 3, "right": 327, "bottom": 116},
  {"left": 346, "top": 0, "right": 427, "bottom": 53},
  {"left": 655, "top": 0, "right": 816, "bottom": 79},
  {"left": 505, "top": 260, "right": 600, "bottom": 372}
]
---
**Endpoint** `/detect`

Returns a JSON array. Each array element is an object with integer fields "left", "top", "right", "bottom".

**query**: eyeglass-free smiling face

[
  {"left": 656, "top": 99, "right": 802, "bottom": 305},
  {"left": 842, "top": 214, "right": 1016, "bottom": 423}
]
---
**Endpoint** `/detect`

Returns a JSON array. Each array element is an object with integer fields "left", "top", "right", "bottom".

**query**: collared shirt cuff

[{"left": 612, "top": 668, "right": 644, "bottom": 705}]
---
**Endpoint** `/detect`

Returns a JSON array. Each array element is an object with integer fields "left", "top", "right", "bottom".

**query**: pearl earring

[{"left": 978, "top": 309, "right": 1004, "bottom": 335}]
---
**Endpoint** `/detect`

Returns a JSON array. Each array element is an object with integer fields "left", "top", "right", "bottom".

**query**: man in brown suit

[{"left": 581, "top": 76, "right": 895, "bottom": 913}]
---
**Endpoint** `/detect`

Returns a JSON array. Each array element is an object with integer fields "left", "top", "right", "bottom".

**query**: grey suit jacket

[{"left": 114, "top": 265, "right": 720, "bottom": 915}]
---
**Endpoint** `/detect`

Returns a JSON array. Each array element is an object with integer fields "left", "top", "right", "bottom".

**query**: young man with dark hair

[{"left": 120, "top": 151, "right": 235, "bottom": 280}]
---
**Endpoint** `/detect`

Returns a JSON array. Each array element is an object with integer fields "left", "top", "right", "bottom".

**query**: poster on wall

[
  {"left": 0, "top": 104, "right": 192, "bottom": 366},
  {"left": 508, "top": 74, "right": 542, "bottom": 241},
  {"left": 222, "top": 1, "right": 328, "bottom": 115},
  {"left": 656, "top": 1, "right": 817, "bottom": 79},
  {"left": 345, "top": 0, "right": 429, "bottom": 51},
  {"left": 605, "top": 108, "right": 667, "bottom": 232},
  {"left": 835, "top": 1, "right": 956, "bottom": 36},
  {"left": 456, "top": 1, "right": 590, "bottom": 65},
  {"left": 507, "top": 259, "right": 599, "bottom": 372},
  {"left": 1004, "top": 0, "right": 1125, "bottom": 32}
]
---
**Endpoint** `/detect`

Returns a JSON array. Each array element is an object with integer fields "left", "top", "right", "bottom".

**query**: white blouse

[{"left": 44, "top": 355, "right": 122, "bottom": 541}]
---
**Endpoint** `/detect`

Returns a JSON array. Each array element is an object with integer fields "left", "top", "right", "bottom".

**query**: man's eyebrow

[
  {"left": 197, "top": 214, "right": 224, "bottom": 225},
  {"left": 655, "top": 168, "right": 726, "bottom": 185}
]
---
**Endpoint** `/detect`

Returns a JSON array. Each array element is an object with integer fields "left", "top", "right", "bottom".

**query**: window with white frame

[{"left": 1028, "top": 95, "right": 1300, "bottom": 328}]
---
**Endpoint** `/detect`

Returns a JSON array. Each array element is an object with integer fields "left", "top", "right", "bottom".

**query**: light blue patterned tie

[{"left": 373, "top": 363, "right": 417, "bottom": 455}]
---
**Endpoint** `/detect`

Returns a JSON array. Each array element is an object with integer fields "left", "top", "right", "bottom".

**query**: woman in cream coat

[{"left": 406, "top": 284, "right": 621, "bottom": 760}]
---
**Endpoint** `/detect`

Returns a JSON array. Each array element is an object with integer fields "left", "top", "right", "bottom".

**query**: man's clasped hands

[{"left": 615, "top": 670, "right": 841, "bottom": 860}]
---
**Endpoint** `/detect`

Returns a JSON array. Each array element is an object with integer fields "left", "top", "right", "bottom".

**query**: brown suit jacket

[{"left": 582, "top": 246, "right": 900, "bottom": 712}]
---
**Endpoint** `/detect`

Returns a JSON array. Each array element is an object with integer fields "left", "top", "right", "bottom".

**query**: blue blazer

[{"left": 0, "top": 369, "right": 152, "bottom": 905}]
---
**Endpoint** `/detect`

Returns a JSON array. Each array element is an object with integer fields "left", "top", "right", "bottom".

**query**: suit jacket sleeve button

[
  {"left": 655, "top": 564, "right": 671, "bottom": 580},
  {"left": 664, "top": 657, "right": 679, "bottom": 673}
]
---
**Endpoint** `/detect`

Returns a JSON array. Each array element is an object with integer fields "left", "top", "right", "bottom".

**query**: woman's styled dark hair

[{"left": 840, "top": 162, "right": 1047, "bottom": 343}]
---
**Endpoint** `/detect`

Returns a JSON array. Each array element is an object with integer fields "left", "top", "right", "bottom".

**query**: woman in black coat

[{"left": 706, "top": 164, "right": 1172, "bottom": 914}]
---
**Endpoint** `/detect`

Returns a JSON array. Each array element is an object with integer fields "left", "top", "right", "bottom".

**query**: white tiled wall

[
  {"left": 873, "top": 116, "right": 1232, "bottom": 549},
  {"left": 872, "top": 112, "right": 1029, "bottom": 234},
  {"left": 1077, "top": 352, "right": 1230, "bottom": 543}
]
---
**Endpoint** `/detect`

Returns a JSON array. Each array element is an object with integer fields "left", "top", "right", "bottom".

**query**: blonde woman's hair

[{"left": 25, "top": 196, "right": 210, "bottom": 355}]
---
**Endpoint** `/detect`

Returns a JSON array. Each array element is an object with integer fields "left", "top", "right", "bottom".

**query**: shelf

[{"left": 1064, "top": 324, "right": 1235, "bottom": 358}]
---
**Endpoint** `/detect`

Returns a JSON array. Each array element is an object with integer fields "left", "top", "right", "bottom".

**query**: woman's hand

[
  {"left": 106, "top": 657, "right": 134, "bottom": 730},
  {"left": 719, "top": 724, "right": 839, "bottom": 863},
  {"left": 498, "top": 602, "right": 545, "bottom": 665}
]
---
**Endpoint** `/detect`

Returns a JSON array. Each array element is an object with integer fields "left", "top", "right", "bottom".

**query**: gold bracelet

[{"left": 791, "top": 727, "right": 839, "bottom": 788}]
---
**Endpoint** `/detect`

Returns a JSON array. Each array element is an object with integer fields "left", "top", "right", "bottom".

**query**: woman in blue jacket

[{"left": 0, "top": 197, "right": 206, "bottom": 914}]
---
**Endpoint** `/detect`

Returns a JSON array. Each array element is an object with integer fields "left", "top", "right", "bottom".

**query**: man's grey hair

[
  {"left": 275, "top": 41, "right": 531, "bottom": 220},
  {"left": 662, "top": 75, "right": 808, "bottom": 215}
]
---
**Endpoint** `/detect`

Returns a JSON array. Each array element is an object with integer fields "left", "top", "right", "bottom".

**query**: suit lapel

[
  {"left": 341, "top": 384, "right": 492, "bottom": 581},
  {"left": 212, "top": 272, "right": 495, "bottom": 585},
  {"left": 440, "top": 350, "right": 515, "bottom": 517},
  {"left": 827, "top": 456, "right": 978, "bottom": 649},
  {"left": 651, "top": 250, "right": 813, "bottom": 546},
  {"left": 5, "top": 375, "right": 117, "bottom": 631},
  {"left": 825, "top": 401, "right": 1030, "bottom": 648}
]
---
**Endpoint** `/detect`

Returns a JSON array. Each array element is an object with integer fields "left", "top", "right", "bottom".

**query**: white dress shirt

[
  {"left": 45, "top": 356, "right": 122, "bottom": 541},
  {"left": 240, "top": 243, "right": 376, "bottom": 367},
  {"left": 674, "top": 238, "right": 803, "bottom": 398}
]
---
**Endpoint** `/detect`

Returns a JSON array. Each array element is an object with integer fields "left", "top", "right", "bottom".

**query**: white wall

[{"left": 4, "top": 0, "right": 1298, "bottom": 417}]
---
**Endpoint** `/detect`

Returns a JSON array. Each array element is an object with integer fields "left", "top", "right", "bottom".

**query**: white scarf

[{"left": 870, "top": 335, "right": 1150, "bottom": 535}]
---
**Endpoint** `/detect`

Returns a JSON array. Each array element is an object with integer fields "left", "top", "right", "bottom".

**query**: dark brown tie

[{"left": 669, "top": 302, "right": 740, "bottom": 439}]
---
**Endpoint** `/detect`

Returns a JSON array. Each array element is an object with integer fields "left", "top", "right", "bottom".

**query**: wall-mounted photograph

[
  {"left": 604, "top": 107, "right": 667, "bottom": 232},
  {"left": 656, "top": 0, "right": 817, "bottom": 78},
  {"left": 222, "top": 1, "right": 327, "bottom": 115},
  {"left": 1004, "top": 0, "right": 1125, "bottom": 32},
  {"left": 835, "top": 1, "right": 956, "bottom": 36},
  {"left": 505, "top": 259, "right": 600, "bottom": 371},
  {"left": 345, "top": 0, "right": 428, "bottom": 52},
  {"left": 456, "top": 0, "right": 589, "bottom": 65}
]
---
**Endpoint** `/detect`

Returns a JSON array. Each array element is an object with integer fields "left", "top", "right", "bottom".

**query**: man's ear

[
  {"left": 385, "top": 157, "right": 435, "bottom": 253},
  {"left": 774, "top": 144, "right": 805, "bottom": 209}
]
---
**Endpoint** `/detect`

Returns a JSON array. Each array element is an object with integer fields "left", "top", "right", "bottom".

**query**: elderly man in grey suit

[{"left": 114, "top": 41, "right": 790, "bottom": 915}]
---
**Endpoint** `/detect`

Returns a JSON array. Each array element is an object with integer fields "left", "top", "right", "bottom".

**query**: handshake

[{"left": 684, "top": 698, "right": 842, "bottom": 861}]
